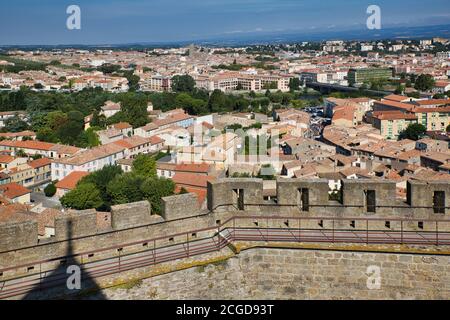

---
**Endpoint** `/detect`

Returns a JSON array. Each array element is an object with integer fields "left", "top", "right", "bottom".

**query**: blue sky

[{"left": 0, "top": 0, "right": 449, "bottom": 45}]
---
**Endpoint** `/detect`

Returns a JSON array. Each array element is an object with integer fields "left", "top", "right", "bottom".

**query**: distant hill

[{"left": 1, "top": 24, "right": 449, "bottom": 49}]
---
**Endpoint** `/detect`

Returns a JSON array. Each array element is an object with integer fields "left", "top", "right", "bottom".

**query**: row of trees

[{"left": 60, "top": 155, "right": 175, "bottom": 213}]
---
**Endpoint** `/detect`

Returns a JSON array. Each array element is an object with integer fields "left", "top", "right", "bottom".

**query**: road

[{"left": 31, "top": 192, "right": 62, "bottom": 209}]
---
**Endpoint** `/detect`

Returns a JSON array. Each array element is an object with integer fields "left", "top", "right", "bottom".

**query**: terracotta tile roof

[
  {"left": 50, "top": 144, "right": 81, "bottom": 155},
  {"left": 0, "top": 204, "right": 33, "bottom": 224},
  {"left": 0, "top": 140, "right": 55, "bottom": 151},
  {"left": 112, "top": 122, "right": 132, "bottom": 130},
  {"left": 55, "top": 171, "right": 89, "bottom": 190},
  {"left": 414, "top": 99, "right": 450, "bottom": 106},
  {"left": 28, "top": 157, "right": 52, "bottom": 168},
  {"left": 149, "top": 135, "right": 164, "bottom": 145},
  {"left": 55, "top": 143, "right": 126, "bottom": 166},
  {"left": 383, "top": 94, "right": 411, "bottom": 102},
  {"left": 0, "top": 182, "right": 31, "bottom": 199},
  {"left": 0, "top": 155, "right": 15, "bottom": 163},
  {"left": 372, "top": 111, "right": 417, "bottom": 120},
  {"left": 112, "top": 136, "right": 151, "bottom": 149},
  {"left": 174, "top": 163, "right": 211, "bottom": 174},
  {"left": 172, "top": 172, "right": 216, "bottom": 188},
  {"left": 374, "top": 100, "right": 414, "bottom": 111}
]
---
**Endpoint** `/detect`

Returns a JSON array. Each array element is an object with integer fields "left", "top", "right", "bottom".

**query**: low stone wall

[{"left": 94, "top": 247, "right": 450, "bottom": 300}]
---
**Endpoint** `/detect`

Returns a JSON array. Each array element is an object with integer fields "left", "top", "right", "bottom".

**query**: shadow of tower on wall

[{"left": 23, "top": 220, "right": 107, "bottom": 300}]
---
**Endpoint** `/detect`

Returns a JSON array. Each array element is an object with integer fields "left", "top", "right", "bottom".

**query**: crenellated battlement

[
  {"left": 0, "top": 178, "right": 449, "bottom": 283},
  {"left": 1, "top": 178, "right": 449, "bottom": 253}
]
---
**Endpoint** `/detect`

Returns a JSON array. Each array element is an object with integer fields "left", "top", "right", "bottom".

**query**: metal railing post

[
  {"left": 400, "top": 220, "right": 403, "bottom": 244},
  {"left": 233, "top": 217, "right": 235, "bottom": 240},
  {"left": 332, "top": 219, "right": 335, "bottom": 243},
  {"left": 186, "top": 233, "right": 190, "bottom": 257},
  {"left": 366, "top": 219, "right": 369, "bottom": 244},
  {"left": 217, "top": 227, "right": 220, "bottom": 251},
  {"left": 118, "top": 251, "right": 121, "bottom": 272},
  {"left": 298, "top": 218, "right": 301, "bottom": 243},
  {"left": 39, "top": 263, "right": 42, "bottom": 291},
  {"left": 436, "top": 221, "right": 439, "bottom": 246},
  {"left": 153, "top": 240, "right": 156, "bottom": 265}
]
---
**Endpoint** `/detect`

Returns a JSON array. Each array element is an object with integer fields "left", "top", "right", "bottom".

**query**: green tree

[
  {"left": 107, "top": 173, "right": 147, "bottom": 205},
  {"left": 4, "top": 114, "right": 29, "bottom": 132},
  {"left": 61, "top": 183, "right": 103, "bottom": 210},
  {"left": 171, "top": 75, "right": 196, "bottom": 93},
  {"left": 44, "top": 183, "right": 56, "bottom": 197},
  {"left": 80, "top": 165, "right": 123, "bottom": 206},
  {"left": 399, "top": 123, "right": 426, "bottom": 141},
  {"left": 414, "top": 74, "right": 435, "bottom": 92},
  {"left": 132, "top": 154, "right": 157, "bottom": 178},
  {"left": 289, "top": 78, "right": 301, "bottom": 91},
  {"left": 140, "top": 177, "right": 175, "bottom": 214},
  {"left": 79, "top": 127, "right": 100, "bottom": 147},
  {"left": 57, "top": 110, "right": 84, "bottom": 145}
]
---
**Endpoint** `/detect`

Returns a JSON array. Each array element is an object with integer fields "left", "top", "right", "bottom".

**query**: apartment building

[
  {"left": 347, "top": 68, "right": 392, "bottom": 85},
  {"left": 371, "top": 111, "right": 418, "bottom": 140},
  {"left": 135, "top": 113, "right": 195, "bottom": 138},
  {"left": 51, "top": 143, "right": 127, "bottom": 180},
  {"left": 176, "top": 132, "right": 238, "bottom": 169},
  {"left": 0, "top": 140, "right": 80, "bottom": 159},
  {"left": 112, "top": 135, "right": 163, "bottom": 158}
]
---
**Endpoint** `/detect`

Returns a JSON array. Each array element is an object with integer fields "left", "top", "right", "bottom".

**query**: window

[
  {"left": 433, "top": 191, "right": 445, "bottom": 214},
  {"left": 233, "top": 189, "right": 244, "bottom": 210},
  {"left": 365, "top": 190, "right": 376, "bottom": 213},
  {"left": 298, "top": 188, "right": 309, "bottom": 211}
]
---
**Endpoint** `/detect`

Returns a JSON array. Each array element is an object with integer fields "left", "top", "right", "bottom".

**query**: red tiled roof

[
  {"left": 0, "top": 183, "right": 31, "bottom": 199},
  {"left": 372, "top": 111, "right": 417, "bottom": 120},
  {"left": 0, "top": 155, "right": 15, "bottom": 163},
  {"left": 172, "top": 172, "right": 216, "bottom": 188},
  {"left": 174, "top": 163, "right": 211, "bottom": 174},
  {"left": 28, "top": 157, "right": 52, "bottom": 169},
  {"left": 374, "top": 100, "right": 414, "bottom": 111},
  {"left": 149, "top": 135, "right": 164, "bottom": 145},
  {"left": 0, "top": 140, "right": 55, "bottom": 151},
  {"left": 55, "top": 171, "right": 89, "bottom": 190},
  {"left": 112, "top": 122, "right": 132, "bottom": 130}
]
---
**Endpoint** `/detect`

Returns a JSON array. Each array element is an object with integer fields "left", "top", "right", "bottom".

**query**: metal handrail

[
  {"left": 1, "top": 202, "right": 446, "bottom": 255},
  {"left": 1, "top": 214, "right": 450, "bottom": 274}
]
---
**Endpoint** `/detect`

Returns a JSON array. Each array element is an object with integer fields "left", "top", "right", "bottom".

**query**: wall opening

[
  {"left": 365, "top": 190, "right": 376, "bottom": 213},
  {"left": 233, "top": 189, "right": 245, "bottom": 210},
  {"left": 350, "top": 220, "right": 355, "bottom": 228},
  {"left": 298, "top": 188, "right": 310, "bottom": 212},
  {"left": 385, "top": 221, "right": 390, "bottom": 229},
  {"left": 433, "top": 191, "right": 445, "bottom": 214},
  {"left": 418, "top": 221, "right": 424, "bottom": 230}
]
